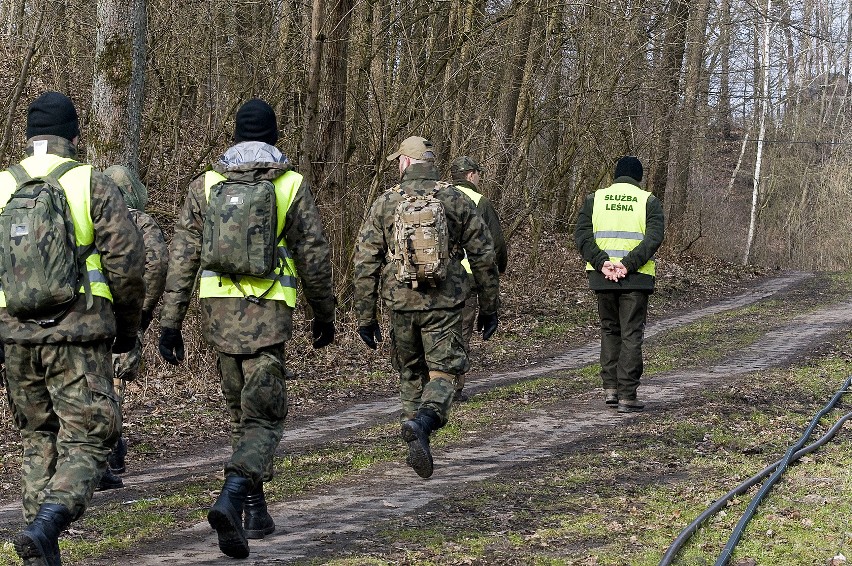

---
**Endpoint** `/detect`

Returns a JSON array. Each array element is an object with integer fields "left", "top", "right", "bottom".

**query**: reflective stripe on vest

[
  {"left": 457, "top": 186, "right": 482, "bottom": 275},
  {"left": 0, "top": 156, "right": 113, "bottom": 308},
  {"left": 198, "top": 170, "right": 301, "bottom": 306},
  {"left": 586, "top": 182, "right": 655, "bottom": 277}
]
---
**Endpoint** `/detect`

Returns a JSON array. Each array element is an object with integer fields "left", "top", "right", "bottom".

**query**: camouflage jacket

[
  {"left": 454, "top": 179, "right": 508, "bottom": 274},
  {"left": 353, "top": 162, "right": 499, "bottom": 326},
  {"left": 130, "top": 209, "right": 168, "bottom": 316},
  {"left": 159, "top": 142, "right": 335, "bottom": 354},
  {"left": 0, "top": 136, "right": 145, "bottom": 344}
]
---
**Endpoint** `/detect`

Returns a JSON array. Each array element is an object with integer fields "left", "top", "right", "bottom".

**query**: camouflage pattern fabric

[
  {"left": 112, "top": 209, "right": 168, "bottom": 382},
  {"left": 391, "top": 307, "right": 464, "bottom": 424},
  {"left": 103, "top": 164, "right": 148, "bottom": 211},
  {"left": 456, "top": 293, "right": 479, "bottom": 394},
  {"left": 0, "top": 136, "right": 145, "bottom": 344},
  {"left": 159, "top": 144, "right": 335, "bottom": 354},
  {"left": 4, "top": 341, "right": 119, "bottom": 522},
  {"left": 217, "top": 343, "right": 288, "bottom": 485},
  {"left": 113, "top": 332, "right": 144, "bottom": 383},
  {"left": 355, "top": 161, "right": 498, "bottom": 426},
  {"left": 159, "top": 142, "right": 333, "bottom": 486},
  {"left": 353, "top": 162, "right": 499, "bottom": 326},
  {"left": 454, "top": 179, "right": 508, "bottom": 274},
  {"left": 0, "top": 136, "right": 142, "bottom": 527}
]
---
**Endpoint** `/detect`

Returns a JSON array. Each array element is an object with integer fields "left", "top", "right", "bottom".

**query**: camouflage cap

[
  {"left": 386, "top": 136, "right": 436, "bottom": 161},
  {"left": 451, "top": 156, "right": 483, "bottom": 181}
]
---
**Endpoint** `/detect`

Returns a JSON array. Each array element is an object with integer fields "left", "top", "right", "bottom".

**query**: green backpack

[
  {"left": 0, "top": 161, "right": 93, "bottom": 325},
  {"left": 200, "top": 175, "right": 279, "bottom": 301}
]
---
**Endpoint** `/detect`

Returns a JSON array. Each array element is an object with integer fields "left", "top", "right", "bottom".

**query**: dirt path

[{"left": 7, "top": 270, "right": 851, "bottom": 565}]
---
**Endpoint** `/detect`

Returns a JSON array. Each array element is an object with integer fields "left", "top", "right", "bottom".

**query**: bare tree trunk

[
  {"left": 718, "top": 0, "right": 732, "bottom": 139},
  {"left": 299, "top": 0, "right": 326, "bottom": 179},
  {"left": 489, "top": 0, "right": 534, "bottom": 206},
  {"left": 1, "top": 8, "right": 45, "bottom": 162},
  {"left": 89, "top": 0, "right": 147, "bottom": 170},
  {"left": 647, "top": 0, "right": 689, "bottom": 204},
  {"left": 666, "top": 0, "right": 710, "bottom": 246},
  {"left": 744, "top": 0, "right": 773, "bottom": 265}
]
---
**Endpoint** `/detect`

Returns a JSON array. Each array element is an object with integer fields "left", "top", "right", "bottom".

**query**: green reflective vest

[
  {"left": 456, "top": 185, "right": 482, "bottom": 275},
  {"left": 586, "top": 182, "right": 655, "bottom": 276},
  {"left": 0, "top": 155, "right": 113, "bottom": 308},
  {"left": 198, "top": 170, "right": 301, "bottom": 307}
]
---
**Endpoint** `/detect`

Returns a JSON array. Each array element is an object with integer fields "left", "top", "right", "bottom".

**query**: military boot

[
  {"left": 107, "top": 435, "right": 127, "bottom": 474},
  {"left": 401, "top": 409, "right": 441, "bottom": 479},
  {"left": 13, "top": 503, "right": 72, "bottom": 566},
  {"left": 96, "top": 467, "right": 124, "bottom": 491},
  {"left": 243, "top": 483, "right": 275, "bottom": 539},
  {"left": 207, "top": 475, "right": 252, "bottom": 559},
  {"left": 604, "top": 389, "right": 618, "bottom": 407}
]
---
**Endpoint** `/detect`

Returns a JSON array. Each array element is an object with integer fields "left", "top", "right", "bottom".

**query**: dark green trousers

[
  {"left": 217, "top": 345, "right": 288, "bottom": 486},
  {"left": 596, "top": 290, "right": 649, "bottom": 401}
]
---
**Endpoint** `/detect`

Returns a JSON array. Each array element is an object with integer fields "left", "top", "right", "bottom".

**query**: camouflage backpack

[
  {"left": 0, "top": 161, "right": 93, "bottom": 324},
  {"left": 200, "top": 175, "right": 279, "bottom": 299},
  {"left": 391, "top": 184, "right": 450, "bottom": 289}
]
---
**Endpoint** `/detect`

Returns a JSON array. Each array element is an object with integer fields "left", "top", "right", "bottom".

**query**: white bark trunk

[{"left": 743, "top": 0, "right": 773, "bottom": 265}]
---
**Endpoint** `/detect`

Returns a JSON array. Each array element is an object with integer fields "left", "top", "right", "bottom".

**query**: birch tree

[{"left": 743, "top": 0, "right": 773, "bottom": 265}]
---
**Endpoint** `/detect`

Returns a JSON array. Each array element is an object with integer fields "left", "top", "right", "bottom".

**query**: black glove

[
  {"left": 112, "top": 333, "right": 136, "bottom": 354},
  {"left": 476, "top": 312, "right": 499, "bottom": 341},
  {"left": 358, "top": 321, "right": 383, "bottom": 350},
  {"left": 312, "top": 319, "right": 335, "bottom": 349},
  {"left": 0, "top": 342, "right": 5, "bottom": 365},
  {"left": 139, "top": 309, "right": 154, "bottom": 332},
  {"left": 158, "top": 327, "right": 185, "bottom": 365}
]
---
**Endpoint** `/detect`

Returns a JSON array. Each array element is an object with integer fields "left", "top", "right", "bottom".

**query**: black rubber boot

[
  {"left": 207, "top": 475, "right": 252, "bottom": 559},
  {"left": 107, "top": 435, "right": 127, "bottom": 474},
  {"left": 96, "top": 467, "right": 124, "bottom": 491},
  {"left": 243, "top": 483, "right": 275, "bottom": 539},
  {"left": 13, "top": 503, "right": 72, "bottom": 566},
  {"left": 401, "top": 409, "right": 441, "bottom": 479}
]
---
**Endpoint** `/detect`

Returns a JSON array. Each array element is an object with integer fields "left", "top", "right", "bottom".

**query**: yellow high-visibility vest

[
  {"left": 586, "top": 182, "right": 655, "bottom": 276},
  {"left": 198, "top": 170, "right": 301, "bottom": 306},
  {"left": 0, "top": 155, "right": 113, "bottom": 307},
  {"left": 457, "top": 185, "right": 482, "bottom": 275}
]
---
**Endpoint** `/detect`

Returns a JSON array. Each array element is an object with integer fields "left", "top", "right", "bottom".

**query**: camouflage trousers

[
  {"left": 390, "top": 306, "right": 467, "bottom": 426},
  {"left": 596, "top": 290, "right": 649, "bottom": 401},
  {"left": 456, "top": 294, "right": 479, "bottom": 394},
  {"left": 4, "top": 341, "right": 120, "bottom": 523},
  {"left": 217, "top": 345, "right": 288, "bottom": 486}
]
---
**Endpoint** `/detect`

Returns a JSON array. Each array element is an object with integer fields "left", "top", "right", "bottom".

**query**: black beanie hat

[
  {"left": 614, "top": 155, "right": 643, "bottom": 182},
  {"left": 234, "top": 98, "right": 278, "bottom": 145},
  {"left": 26, "top": 91, "right": 80, "bottom": 141}
]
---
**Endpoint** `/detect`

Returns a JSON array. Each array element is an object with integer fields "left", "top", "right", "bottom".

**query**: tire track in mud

[{"left": 98, "top": 270, "right": 851, "bottom": 565}]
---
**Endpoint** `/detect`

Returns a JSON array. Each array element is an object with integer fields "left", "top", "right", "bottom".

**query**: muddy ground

[{"left": 2, "top": 258, "right": 851, "bottom": 565}]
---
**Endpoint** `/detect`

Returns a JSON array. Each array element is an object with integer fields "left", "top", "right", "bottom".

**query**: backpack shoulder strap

[
  {"left": 7, "top": 164, "right": 31, "bottom": 186},
  {"left": 46, "top": 161, "right": 83, "bottom": 183},
  {"left": 6, "top": 161, "right": 82, "bottom": 188}
]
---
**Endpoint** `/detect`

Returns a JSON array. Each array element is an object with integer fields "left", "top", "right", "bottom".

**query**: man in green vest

[
  {"left": 574, "top": 156, "right": 664, "bottom": 413},
  {"left": 450, "top": 156, "right": 508, "bottom": 402},
  {"left": 158, "top": 98, "right": 336, "bottom": 559},
  {"left": 0, "top": 91, "right": 145, "bottom": 566}
]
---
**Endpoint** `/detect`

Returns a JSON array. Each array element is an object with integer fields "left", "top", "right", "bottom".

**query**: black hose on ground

[{"left": 659, "top": 375, "right": 852, "bottom": 566}]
